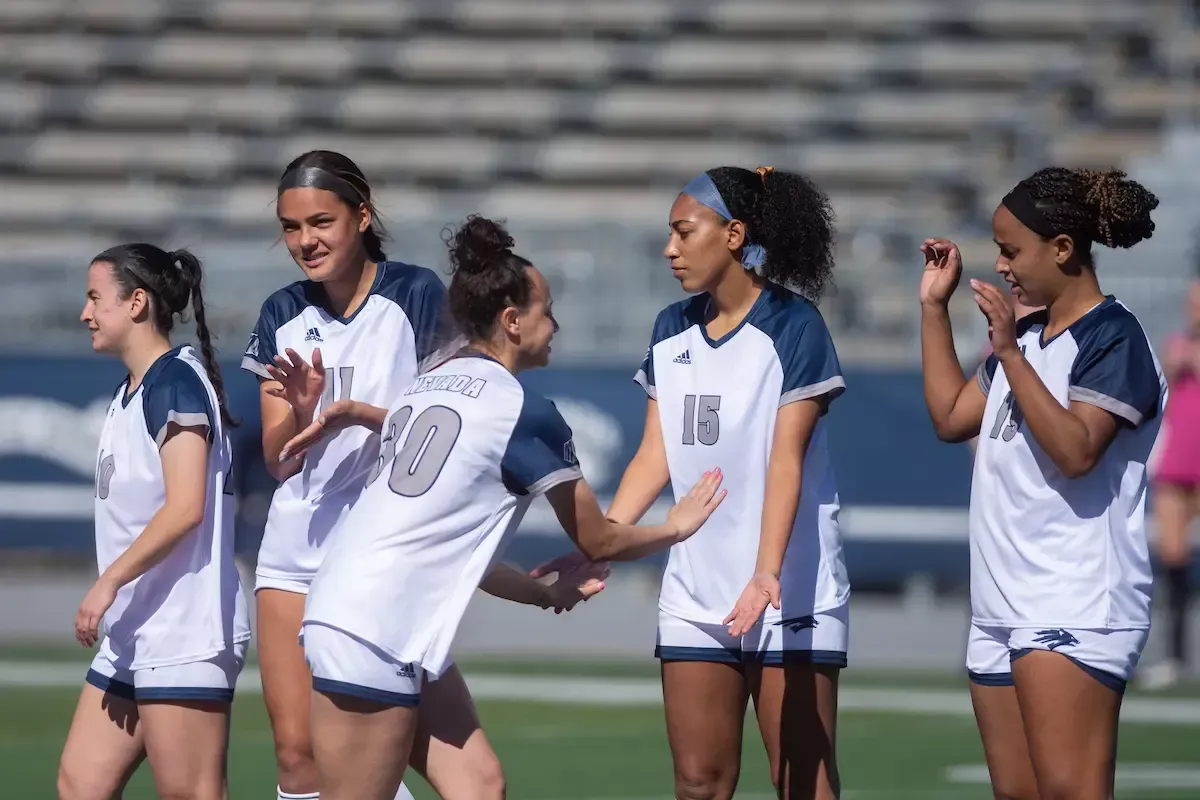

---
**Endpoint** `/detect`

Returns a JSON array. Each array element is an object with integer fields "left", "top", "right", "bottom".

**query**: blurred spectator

[{"left": 1141, "top": 278, "right": 1200, "bottom": 689}]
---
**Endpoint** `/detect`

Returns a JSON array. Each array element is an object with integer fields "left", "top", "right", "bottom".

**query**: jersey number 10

[{"left": 367, "top": 405, "right": 463, "bottom": 497}]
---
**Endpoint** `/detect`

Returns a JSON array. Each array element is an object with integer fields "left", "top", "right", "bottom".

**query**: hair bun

[
  {"left": 1083, "top": 168, "right": 1159, "bottom": 249},
  {"left": 446, "top": 215, "right": 514, "bottom": 276}
]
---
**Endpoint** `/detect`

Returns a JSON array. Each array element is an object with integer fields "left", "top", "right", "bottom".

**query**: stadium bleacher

[{"left": 0, "top": 0, "right": 1193, "bottom": 362}]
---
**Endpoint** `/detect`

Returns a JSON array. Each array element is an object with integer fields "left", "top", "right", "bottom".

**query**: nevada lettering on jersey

[{"left": 404, "top": 373, "right": 487, "bottom": 398}]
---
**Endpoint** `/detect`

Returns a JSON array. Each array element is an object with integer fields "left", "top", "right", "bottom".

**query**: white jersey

[
  {"left": 635, "top": 285, "right": 849, "bottom": 624},
  {"left": 303, "top": 354, "right": 582, "bottom": 677},
  {"left": 972, "top": 296, "right": 1166, "bottom": 629},
  {"left": 241, "top": 262, "right": 449, "bottom": 587},
  {"left": 94, "top": 345, "right": 250, "bottom": 670}
]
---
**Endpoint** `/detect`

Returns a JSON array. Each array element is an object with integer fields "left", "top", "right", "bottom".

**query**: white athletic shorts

[
  {"left": 966, "top": 623, "right": 1149, "bottom": 694},
  {"left": 655, "top": 603, "right": 849, "bottom": 667},
  {"left": 302, "top": 623, "right": 424, "bottom": 707},
  {"left": 86, "top": 639, "right": 247, "bottom": 703}
]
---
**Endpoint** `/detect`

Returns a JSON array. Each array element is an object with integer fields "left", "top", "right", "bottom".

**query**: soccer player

[
  {"left": 245, "top": 150, "right": 602, "bottom": 800},
  {"left": 291, "top": 214, "right": 726, "bottom": 800},
  {"left": 59, "top": 244, "right": 250, "bottom": 800},
  {"left": 920, "top": 167, "right": 1163, "bottom": 799},
  {"left": 541, "top": 166, "right": 849, "bottom": 799}
]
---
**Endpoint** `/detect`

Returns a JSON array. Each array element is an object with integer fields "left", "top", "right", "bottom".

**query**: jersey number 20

[{"left": 367, "top": 405, "right": 463, "bottom": 497}]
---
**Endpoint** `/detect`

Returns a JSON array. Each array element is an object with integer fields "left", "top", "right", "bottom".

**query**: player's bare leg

[
  {"left": 750, "top": 662, "right": 840, "bottom": 800},
  {"left": 139, "top": 699, "right": 232, "bottom": 800},
  {"left": 1013, "top": 651, "right": 1121, "bottom": 800},
  {"left": 409, "top": 664, "right": 505, "bottom": 799},
  {"left": 58, "top": 683, "right": 145, "bottom": 800},
  {"left": 662, "top": 660, "right": 749, "bottom": 800},
  {"left": 310, "top": 690, "right": 417, "bottom": 800},
  {"left": 969, "top": 682, "right": 1039, "bottom": 800},
  {"left": 258, "top": 589, "right": 320, "bottom": 794}
]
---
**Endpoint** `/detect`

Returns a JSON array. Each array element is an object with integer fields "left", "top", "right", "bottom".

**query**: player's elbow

[
  {"left": 1057, "top": 451, "right": 1100, "bottom": 480},
  {"left": 170, "top": 499, "right": 207, "bottom": 532},
  {"left": 931, "top": 419, "right": 973, "bottom": 444}
]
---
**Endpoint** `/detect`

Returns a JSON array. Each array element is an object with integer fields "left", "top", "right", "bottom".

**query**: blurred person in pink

[{"left": 1142, "top": 279, "right": 1200, "bottom": 689}]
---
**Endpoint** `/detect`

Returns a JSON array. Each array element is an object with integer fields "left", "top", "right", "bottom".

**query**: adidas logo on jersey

[
  {"left": 395, "top": 664, "right": 416, "bottom": 679},
  {"left": 304, "top": 327, "right": 323, "bottom": 343},
  {"left": 672, "top": 350, "right": 691, "bottom": 364}
]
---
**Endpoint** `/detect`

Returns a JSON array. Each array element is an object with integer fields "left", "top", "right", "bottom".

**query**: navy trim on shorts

[
  {"left": 968, "top": 670, "right": 1015, "bottom": 687},
  {"left": 655, "top": 645, "right": 744, "bottom": 664},
  {"left": 655, "top": 646, "right": 846, "bottom": 668},
  {"left": 312, "top": 677, "right": 421, "bottom": 707},
  {"left": 86, "top": 668, "right": 135, "bottom": 700},
  {"left": 135, "top": 686, "right": 235, "bottom": 702},
  {"left": 1009, "top": 648, "right": 1127, "bottom": 695}
]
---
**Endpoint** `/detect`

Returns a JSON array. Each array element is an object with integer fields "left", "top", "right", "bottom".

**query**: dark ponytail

[
  {"left": 444, "top": 215, "right": 535, "bottom": 342},
  {"left": 93, "top": 243, "right": 237, "bottom": 429},
  {"left": 277, "top": 150, "right": 388, "bottom": 262},
  {"left": 706, "top": 166, "right": 837, "bottom": 302}
]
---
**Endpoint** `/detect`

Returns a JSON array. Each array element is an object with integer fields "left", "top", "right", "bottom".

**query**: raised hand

[
  {"left": 723, "top": 571, "right": 781, "bottom": 638},
  {"left": 665, "top": 468, "right": 726, "bottom": 543},
  {"left": 919, "top": 238, "right": 963, "bottom": 307},
  {"left": 280, "top": 399, "right": 358, "bottom": 462},
  {"left": 971, "top": 279, "right": 1018, "bottom": 360},
  {"left": 265, "top": 347, "right": 326, "bottom": 417}
]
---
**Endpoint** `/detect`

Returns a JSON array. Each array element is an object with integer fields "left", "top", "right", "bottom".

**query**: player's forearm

[
  {"left": 756, "top": 461, "right": 802, "bottom": 577},
  {"left": 921, "top": 303, "right": 971, "bottom": 440},
  {"left": 479, "top": 563, "right": 553, "bottom": 608},
  {"left": 999, "top": 350, "right": 1096, "bottom": 477},
  {"left": 263, "top": 410, "right": 309, "bottom": 481},
  {"left": 346, "top": 401, "right": 388, "bottom": 434},
  {"left": 581, "top": 520, "right": 682, "bottom": 562},
  {"left": 99, "top": 502, "right": 204, "bottom": 591},
  {"left": 606, "top": 448, "right": 670, "bottom": 525}
]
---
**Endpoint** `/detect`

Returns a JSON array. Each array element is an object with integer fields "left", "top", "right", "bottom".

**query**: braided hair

[
  {"left": 1015, "top": 167, "right": 1158, "bottom": 263},
  {"left": 704, "top": 166, "right": 837, "bottom": 301},
  {"left": 95, "top": 243, "right": 237, "bottom": 429}
]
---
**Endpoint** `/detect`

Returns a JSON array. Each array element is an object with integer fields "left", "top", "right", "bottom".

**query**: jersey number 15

[{"left": 367, "top": 405, "right": 462, "bottom": 497}]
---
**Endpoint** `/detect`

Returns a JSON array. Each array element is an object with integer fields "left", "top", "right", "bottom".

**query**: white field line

[{"left": 3, "top": 661, "right": 1200, "bottom": 727}]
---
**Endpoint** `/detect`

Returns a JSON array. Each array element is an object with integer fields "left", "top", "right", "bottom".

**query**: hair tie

[{"left": 756, "top": 166, "right": 775, "bottom": 186}]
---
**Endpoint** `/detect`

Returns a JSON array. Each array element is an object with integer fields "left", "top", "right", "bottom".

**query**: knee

[
  {"left": 57, "top": 763, "right": 92, "bottom": 800},
  {"left": 673, "top": 761, "right": 737, "bottom": 800},
  {"left": 990, "top": 782, "right": 1040, "bottom": 800},
  {"left": 274, "top": 732, "right": 319, "bottom": 789},
  {"left": 437, "top": 752, "right": 507, "bottom": 800}
]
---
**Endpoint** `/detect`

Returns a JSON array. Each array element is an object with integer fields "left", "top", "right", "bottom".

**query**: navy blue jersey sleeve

[
  {"left": 501, "top": 393, "right": 584, "bottom": 496},
  {"left": 143, "top": 360, "right": 215, "bottom": 448},
  {"left": 756, "top": 292, "right": 846, "bottom": 407},
  {"left": 1068, "top": 312, "right": 1161, "bottom": 427},
  {"left": 241, "top": 284, "right": 307, "bottom": 380},
  {"left": 976, "top": 353, "right": 999, "bottom": 395}
]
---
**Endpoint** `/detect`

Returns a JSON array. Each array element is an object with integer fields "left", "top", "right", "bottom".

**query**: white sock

[{"left": 275, "top": 782, "right": 412, "bottom": 799}]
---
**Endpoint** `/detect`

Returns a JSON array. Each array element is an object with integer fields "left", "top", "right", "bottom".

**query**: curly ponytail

[{"left": 706, "top": 166, "right": 837, "bottom": 302}]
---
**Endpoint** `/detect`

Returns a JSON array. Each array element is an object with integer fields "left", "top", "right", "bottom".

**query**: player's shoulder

[
  {"left": 512, "top": 385, "right": 572, "bottom": 441},
  {"left": 1065, "top": 297, "right": 1152, "bottom": 360},
  {"left": 373, "top": 260, "right": 445, "bottom": 306},
  {"left": 140, "top": 347, "right": 215, "bottom": 429},
  {"left": 752, "top": 283, "right": 827, "bottom": 340},
  {"left": 256, "top": 280, "right": 315, "bottom": 328},
  {"left": 650, "top": 295, "right": 706, "bottom": 343}
]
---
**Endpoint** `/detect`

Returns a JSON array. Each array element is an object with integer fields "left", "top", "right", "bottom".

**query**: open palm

[{"left": 266, "top": 347, "right": 326, "bottom": 416}]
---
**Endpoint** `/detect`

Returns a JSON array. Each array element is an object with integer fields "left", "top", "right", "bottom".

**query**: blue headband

[{"left": 680, "top": 173, "right": 766, "bottom": 269}]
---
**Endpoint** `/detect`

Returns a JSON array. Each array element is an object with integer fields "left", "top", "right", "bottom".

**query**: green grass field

[{"left": 3, "top": 647, "right": 1200, "bottom": 798}]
